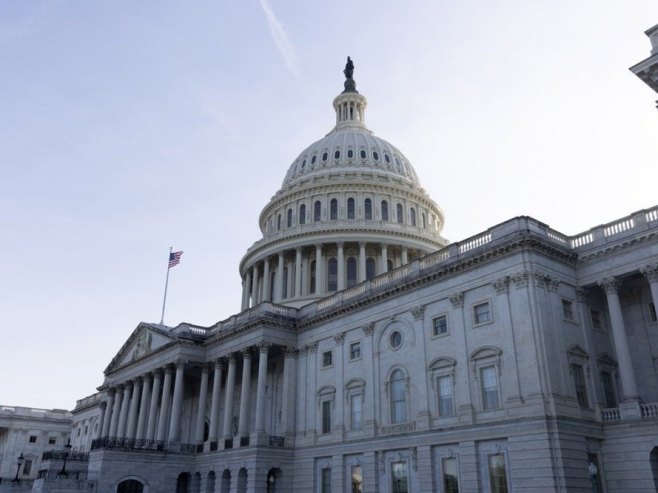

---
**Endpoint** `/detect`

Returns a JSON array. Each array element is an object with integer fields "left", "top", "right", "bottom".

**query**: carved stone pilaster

[
  {"left": 642, "top": 264, "right": 658, "bottom": 283},
  {"left": 599, "top": 277, "right": 618, "bottom": 294},
  {"left": 334, "top": 332, "right": 345, "bottom": 345},
  {"left": 411, "top": 305, "right": 425, "bottom": 320},
  {"left": 492, "top": 277, "right": 509, "bottom": 295},
  {"left": 510, "top": 270, "right": 529, "bottom": 289},
  {"left": 363, "top": 323, "right": 375, "bottom": 336},
  {"left": 449, "top": 293, "right": 464, "bottom": 308}
]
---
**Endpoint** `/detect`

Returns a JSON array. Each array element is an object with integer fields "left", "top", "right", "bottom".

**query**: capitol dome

[{"left": 240, "top": 59, "right": 448, "bottom": 309}]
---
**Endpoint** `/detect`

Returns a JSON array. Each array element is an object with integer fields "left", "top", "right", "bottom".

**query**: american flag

[{"left": 168, "top": 250, "right": 183, "bottom": 268}]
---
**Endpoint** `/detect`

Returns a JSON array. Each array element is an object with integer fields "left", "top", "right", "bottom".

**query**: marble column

[
  {"left": 238, "top": 349, "right": 253, "bottom": 438},
  {"left": 117, "top": 383, "right": 131, "bottom": 439},
  {"left": 222, "top": 355, "right": 237, "bottom": 439},
  {"left": 642, "top": 264, "right": 658, "bottom": 313},
  {"left": 281, "top": 347, "right": 297, "bottom": 439},
  {"left": 315, "top": 244, "right": 324, "bottom": 295},
  {"left": 109, "top": 386, "right": 122, "bottom": 437},
  {"left": 358, "top": 242, "right": 366, "bottom": 282},
  {"left": 102, "top": 389, "right": 115, "bottom": 437},
  {"left": 295, "top": 248, "right": 303, "bottom": 297},
  {"left": 262, "top": 258, "right": 271, "bottom": 302},
  {"left": 401, "top": 247, "right": 408, "bottom": 265},
  {"left": 337, "top": 242, "right": 345, "bottom": 291},
  {"left": 195, "top": 364, "right": 210, "bottom": 444},
  {"left": 146, "top": 370, "right": 162, "bottom": 441},
  {"left": 156, "top": 366, "right": 173, "bottom": 441},
  {"left": 126, "top": 378, "right": 142, "bottom": 439},
  {"left": 168, "top": 361, "right": 186, "bottom": 442},
  {"left": 251, "top": 266, "right": 260, "bottom": 306},
  {"left": 381, "top": 244, "right": 389, "bottom": 273},
  {"left": 275, "top": 253, "right": 285, "bottom": 301},
  {"left": 254, "top": 344, "right": 270, "bottom": 434},
  {"left": 242, "top": 270, "right": 252, "bottom": 311},
  {"left": 208, "top": 360, "right": 223, "bottom": 444},
  {"left": 599, "top": 278, "right": 639, "bottom": 400},
  {"left": 97, "top": 402, "right": 107, "bottom": 439},
  {"left": 135, "top": 374, "right": 151, "bottom": 440}
]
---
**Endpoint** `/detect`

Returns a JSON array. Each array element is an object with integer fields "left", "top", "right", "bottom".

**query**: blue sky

[{"left": 1, "top": 1, "right": 657, "bottom": 409}]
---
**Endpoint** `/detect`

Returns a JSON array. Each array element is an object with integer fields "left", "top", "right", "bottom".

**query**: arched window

[
  {"left": 396, "top": 204, "right": 404, "bottom": 224},
  {"left": 334, "top": 150, "right": 340, "bottom": 159},
  {"left": 330, "top": 199, "right": 338, "bottom": 220},
  {"left": 347, "top": 257, "right": 357, "bottom": 288},
  {"left": 387, "top": 259, "right": 394, "bottom": 272},
  {"left": 410, "top": 208, "right": 416, "bottom": 226},
  {"left": 347, "top": 149, "right": 354, "bottom": 159},
  {"left": 310, "top": 260, "right": 316, "bottom": 294},
  {"left": 299, "top": 204, "right": 306, "bottom": 225},
  {"left": 364, "top": 198, "right": 372, "bottom": 220},
  {"left": 192, "top": 473, "right": 201, "bottom": 493},
  {"left": 360, "top": 149, "right": 367, "bottom": 159},
  {"left": 270, "top": 272, "right": 275, "bottom": 300},
  {"left": 347, "top": 198, "right": 355, "bottom": 219},
  {"left": 381, "top": 200, "right": 389, "bottom": 221},
  {"left": 237, "top": 469, "right": 248, "bottom": 493},
  {"left": 176, "top": 473, "right": 190, "bottom": 493},
  {"left": 314, "top": 201, "right": 321, "bottom": 221},
  {"left": 390, "top": 369, "right": 407, "bottom": 424},
  {"left": 117, "top": 480, "right": 144, "bottom": 493},
  {"left": 366, "top": 258, "right": 376, "bottom": 280},
  {"left": 221, "top": 470, "right": 231, "bottom": 493},
  {"left": 206, "top": 472, "right": 216, "bottom": 493},
  {"left": 327, "top": 258, "right": 338, "bottom": 292},
  {"left": 282, "top": 267, "right": 288, "bottom": 299},
  {"left": 287, "top": 208, "right": 293, "bottom": 228}
]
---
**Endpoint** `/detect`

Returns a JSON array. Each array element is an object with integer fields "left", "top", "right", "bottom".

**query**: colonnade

[
  {"left": 97, "top": 343, "right": 297, "bottom": 448},
  {"left": 241, "top": 241, "right": 426, "bottom": 310}
]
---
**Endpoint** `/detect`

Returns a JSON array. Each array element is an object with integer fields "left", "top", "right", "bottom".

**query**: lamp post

[
  {"left": 11, "top": 453, "right": 24, "bottom": 483},
  {"left": 58, "top": 438, "right": 72, "bottom": 478}
]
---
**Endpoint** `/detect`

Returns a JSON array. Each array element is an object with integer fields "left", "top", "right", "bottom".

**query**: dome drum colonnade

[{"left": 240, "top": 62, "right": 448, "bottom": 310}]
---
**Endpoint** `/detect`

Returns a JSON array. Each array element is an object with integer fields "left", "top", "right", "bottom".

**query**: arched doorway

[
  {"left": 176, "top": 472, "right": 190, "bottom": 493},
  {"left": 117, "top": 480, "right": 143, "bottom": 493},
  {"left": 651, "top": 447, "right": 658, "bottom": 490},
  {"left": 191, "top": 472, "right": 201, "bottom": 493},
  {"left": 237, "top": 468, "right": 248, "bottom": 493},
  {"left": 221, "top": 470, "right": 231, "bottom": 493},
  {"left": 206, "top": 471, "right": 215, "bottom": 493},
  {"left": 266, "top": 468, "right": 281, "bottom": 493}
]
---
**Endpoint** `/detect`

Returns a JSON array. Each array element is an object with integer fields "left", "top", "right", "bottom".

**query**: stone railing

[
  {"left": 0, "top": 406, "right": 71, "bottom": 422},
  {"left": 641, "top": 402, "right": 658, "bottom": 418},
  {"left": 73, "top": 393, "right": 102, "bottom": 411},
  {"left": 601, "top": 407, "right": 621, "bottom": 422},
  {"left": 268, "top": 435, "right": 285, "bottom": 448},
  {"left": 207, "top": 302, "right": 297, "bottom": 335},
  {"left": 41, "top": 450, "right": 88, "bottom": 462}
]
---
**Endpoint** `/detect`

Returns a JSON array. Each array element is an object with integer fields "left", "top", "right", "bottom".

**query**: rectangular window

[
  {"left": 601, "top": 371, "right": 617, "bottom": 408},
  {"left": 562, "top": 299, "right": 574, "bottom": 321},
  {"left": 442, "top": 457, "right": 459, "bottom": 493},
  {"left": 321, "top": 467, "right": 332, "bottom": 493},
  {"left": 473, "top": 302, "right": 491, "bottom": 325},
  {"left": 487, "top": 453, "right": 509, "bottom": 493},
  {"left": 322, "top": 400, "right": 332, "bottom": 434},
  {"left": 48, "top": 437, "right": 56, "bottom": 445},
  {"left": 29, "top": 435, "right": 37, "bottom": 443},
  {"left": 322, "top": 350, "right": 333, "bottom": 368},
  {"left": 650, "top": 302, "right": 657, "bottom": 323},
  {"left": 571, "top": 363, "right": 589, "bottom": 408},
  {"left": 480, "top": 366, "right": 500, "bottom": 410},
  {"left": 437, "top": 375, "right": 454, "bottom": 417},
  {"left": 590, "top": 309, "right": 602, "bottom": 330},
  {"left": 433, "top": 315, "right": 448, "bottom": 336},
  {"left": 351, "top": 465, "right": 363, "bottom": 493},
  {"left": 22, "top": 459, "right": 32, "bottom": 476},
  {"left": 349, "top": 342, "right": 361, "bottom": 360},
  {"left": 391, "top": 461, "right": 409, "bottom": 493},
  {"left": 350, "top": 394, "right": 363, "bottom": 430}
]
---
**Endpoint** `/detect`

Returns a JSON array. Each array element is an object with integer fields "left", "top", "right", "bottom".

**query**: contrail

[{"left": 258, "top": 0, "right": 300, "bottom": 77}]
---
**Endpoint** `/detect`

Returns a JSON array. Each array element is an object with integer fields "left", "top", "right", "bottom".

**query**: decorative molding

[
  {"left": 241, "top": 347, "right": 253, "bottom": 358},
  {"left": 363, "top": 323, "right": 375, "bottom": 336},
  {"left": 284, "top": 346, "right": 298, "bottom": 357},
  {"left": 257, "top": 341, "right": 272, "bottom": 352},
  {"left": 307, "top": 341, "right": 319, "bottom": 353},
  {"left": 334, "top": 332, "right": 346, "bottom": 345},
  {"left": 642, "top": 264, "right": 658, "bottom": 283},
  {"left": 492, "top": 277, "right": 509, "bottom": 295},
  {"left": 411, "top": 305, "right": 425, "bottom": 320},
  {"left": 449, "top": 293, "right": 464, "bottom": 308},
  {"left": 599, "top": 277, "right": 618, "bottom": 294},
  {"left": 575, "top": 288, "right": 588, "bottom": 302},
  {"left": 510, "top": 270, "right": 529, "bottom": 289}
]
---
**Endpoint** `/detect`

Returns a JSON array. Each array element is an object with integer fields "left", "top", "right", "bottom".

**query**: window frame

[
  {"left": 322, "top": 350, "right": 333, "bottom": 368},
  {"left": 299, "top": 204, "right": 306, "bottom": 225},
  {"left": 314, "top": 200, "right": 322, "bottom": 221},
  {"left": 432, "top": 313, "right": 449, "bottom": 338},
  {"left": 364, "top": 198, "right": 372, "bottom": 220},
  {"left": 317, "top": 386, "right": 336, "bottom": 436},
  {"left": 562, "top": 298, "right": 576, "bottom": 322},
  {"left": 347, "top": 197, "right": 355, "bottom": 219},
  {"left": 388, "top": 368, "right": 409, "bottom": 424},
  {"left": 472, "top": 300, "right": 493, "bottom": 327},
  {"left": 330, "top": 199, "right": 338, "bottom": 220},
  {"left": 349, "top": 341, "right": 361, "bottom": 361},
  {"left": 381, "top": 200, "right": 389, "bottom": 221}
]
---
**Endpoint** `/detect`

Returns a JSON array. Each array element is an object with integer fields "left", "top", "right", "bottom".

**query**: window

[
  {"left": 322, "top": 152, "right": 328, "bottom": 162},
  {"left": 84, "top": 425, "right": 89, "bottom": 434},
  {"left": 287, "top": 208, "right": 293, "bottom": 228},
  {"left": 396, "top": 204, "right": 404, "bottom": 224},
  {"left": 390, "top": 369, "right": 407, "bottom": 423},
  {"left": 366, "top": 258, "right": 376, "bottom": 280},
  {"left": 282, "top": 267, "right": 288, "bottom": 299},
  {"left": 321, "top": 400, "right": 332, "bottom": 434},
  {"left": 311, "top": 155, "right": 317, "bottom": 164},
  {"left": 347, "top": 198, "right": 355, "bottom": 219},
  {"left": 650, "top": 302, "right": 657, "bottom": 323},
  {"left": 487, "top": 453, "right": 509, "bottom": 493},
  {"left": 322, "top": 350, "right": 333, "bottom": 368},
  {"left": 321, "top": 467, "right": 331, "bottom": 493},
  {"left": 410, "top": 208, "right": 416, "bottom": 226},
  {"left": 330, "top": 199, "right": 338, "bottom": 220},
  {"left": 473, "top": 302, "right": 492, "bottom": 325},
  {"left": 327, "top": 258, "right": 338, "bottom": 291},
  {"left": 389, "top": 331, "right": 402, "bottom": 349},
  {"left": 299, "top": 204, "right": 306, "bottom": 225},
  {"left": 334, "top": 150, "right": 340, "bottom": 159},
  {"left": 364, "top": 198, "right": 372, "bottom": 220},
  {"left": 442, "top": 457, "right": 459, "bottom": 493},
  {"left": 391, "top": 461, "right": 409, "bottom": 493},
  {"left": 351, "top": 465, "right": 363, "bottom": 493},
  {"left": 314, "top": 201, "right": 321, "bottom": 221},
  {"left": 373, "top": 151, "right": 379, "bottom": 161},
  {"left": 347, "top": 149, "right": 354, "bottom": 159},
  {"left": 350, "top": 394, "right": 363, "bottom": 430},
  {"left": 48, "top": 437, "right": 56, "bottom": 445},
  {"left": 277, "top": 214, "right": 281, "bottom": 230},
  {"left": 384, "top": 154, "right": 391, "bottom": 163},
  {"left": 77, "top": 427, "right": 81, "bottom": 436},
  {"left": 437, "top": 375, "right": 454, "bottom": 417},
  {"left": 433, "top": 315, "right": 448, "bottom": 336},
  {"left": 562, "top": 299, "right": 574, "bottom": 321},
  {"left": 360, "top": 149, "right": 366, "bottom": 159},
  {"left": 601, "top": 371, "right": 617, "bottom": 408},
  {"left": 422, "top": 213, "right": 427, "bottom": 229},
  {"left": 347, "top": 257, "right": 357, "bottom": 288},
  {"left": 310, "top": 260, "right": 316, "bottom": 293},
  {"left": 590, "top": 309, "right": 602, "bottom": 330},
  {"left": 29, "top": 435, "right": 37, "bottom": 443},
  {"left": 381, "top": 200, "right": 389, "bottom": 221},
  {"left": 301, "top": 159, "right": 306, "bottom": 169},
  {"left": 349, "top": 341, "right": 361, "bottom": 360},
  {"left": 571, "top": 363, "right": 589, "bottom": 408},
  {"left": 23, "top": 459, "right": 32, "bottom": 476},
  {"left": 480, "top": 366, "right": 500, "bottom": 410}
]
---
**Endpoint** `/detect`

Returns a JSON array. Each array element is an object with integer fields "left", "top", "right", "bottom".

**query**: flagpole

[{"left": 160, "top": 247, "right": 172, "bottom": 324}]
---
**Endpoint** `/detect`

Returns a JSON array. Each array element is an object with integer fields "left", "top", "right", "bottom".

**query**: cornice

[{"left": 575, "top": 231, "right": 658, "bottom": 266}]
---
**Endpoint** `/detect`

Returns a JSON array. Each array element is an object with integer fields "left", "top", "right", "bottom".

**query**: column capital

[
  {"left": 307, "top": 341, "right": 319, "bottom": 353},
  {"left": 163, "top": 364, "right": 175, "bottom": 374},
  {"left": 295, "top": 246, "right": 302, "bottom": 253},
  {"left": 284, "top": 346, "right": 298, "bottom": 358},
  {"left": 174, "top": 359, "right": 186, "bottom": 370},
  {"left": 241, "top": 347, "right": 253, "bottom": 358},
  {"left": 214, "top": 358, "right": 225, "bottom": 370},
  {"left": 107, "top": 387, "right": 117, "bottom": 396},
  {"left": 599, "top": 277, "right": 618, "bottom": 294},
  {"left": 641, "top": 264, "right": 658, "bottom": 283},
  {"left": 381, "top": 243, "right": 389, "bottom": 249},
  {"left": 492, "top": 277, "right": 509, "bottom": 295},
  {"left": 449, "top": 292, "right": 464, "bottom": 308},
  {"left": 411, "top": 305, "right": 425, "bottom": 320},
  {"left": 334, "top": 332, "right": 346, "bottom": 345},
  {"left": 227, "top": 353, "right": 237, "bottom": 364},
  {"left": 575, "top": 287, "right": 589, "bottom": 302},
  {"left": 200, "top": 362, "right": 211, "bottom": 373},
  {"left": 257, "top": 341, "right": 272, "bottom": 353},
  {"left": 141, "top": 372, "right": 153, "bottom": 383},
  {"left": 359, "top": 241, "right": 367, "bottom": 248},
  {"left": 152, "top": 368, "right": 163, "bottom": 378},
  {"left": 362, "top": 322, "right": 375, "bottom": 336},
  {"left": 337, "top": 241, "right": 344, "bottom": 248},
  {"left": 315, "top": 243, "right": 323, "bottom": 250}
]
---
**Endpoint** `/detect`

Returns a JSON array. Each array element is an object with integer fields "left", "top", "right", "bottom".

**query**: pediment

[
  {"left": 105, "top": 323, "right": 175, "bottom": 374},
  {"left": 566, "top": 345, "right": 589, "bottom": 359}
]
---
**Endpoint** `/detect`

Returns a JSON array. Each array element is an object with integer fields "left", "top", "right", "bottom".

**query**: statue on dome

[{"left": 344, "top": 56, "right": 354, "bottom": 79}]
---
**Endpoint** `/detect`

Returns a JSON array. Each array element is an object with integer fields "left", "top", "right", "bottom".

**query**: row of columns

[
  {"left": 242, "top": 242, "right": 423, "bottom": 310},
  {"left": 99, "top": 343, "right": 298, "bottom": 446}
]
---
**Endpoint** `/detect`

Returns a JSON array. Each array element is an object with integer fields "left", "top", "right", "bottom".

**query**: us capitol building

[{"left": 3, "top": 27, "right": 658, "bottom": 493}]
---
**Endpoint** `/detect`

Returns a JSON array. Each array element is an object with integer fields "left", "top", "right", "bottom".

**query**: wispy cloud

[{"left": 257, "top": 0, "right": 300, "bottom": 77}]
